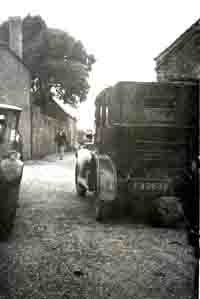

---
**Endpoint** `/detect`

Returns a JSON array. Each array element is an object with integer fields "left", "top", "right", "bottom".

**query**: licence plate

[{"left": 130, "top": 181, "right": 169, "bottom": 192}]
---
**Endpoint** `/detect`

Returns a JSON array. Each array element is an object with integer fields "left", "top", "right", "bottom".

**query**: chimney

[{"left": 8, "top": 17, "right": 23, "bottom": 59}]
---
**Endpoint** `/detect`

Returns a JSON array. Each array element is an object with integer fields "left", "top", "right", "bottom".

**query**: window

[{"left": 0, "top": 115, "right": 6, "bottom": 143}]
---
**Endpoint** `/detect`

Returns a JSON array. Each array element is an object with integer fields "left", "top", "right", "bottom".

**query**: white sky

[{"left": 1, "top": 0, "right": 200, "bottom": 130}]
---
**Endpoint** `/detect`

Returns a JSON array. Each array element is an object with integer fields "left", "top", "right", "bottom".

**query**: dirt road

[{"left": 0, "top": 153, "right": 197, "bottom": 299}]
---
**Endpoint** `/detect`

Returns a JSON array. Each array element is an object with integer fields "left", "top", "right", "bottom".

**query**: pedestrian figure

[{"left": 55, "top": 128, "right": 68, "bottom": 160}]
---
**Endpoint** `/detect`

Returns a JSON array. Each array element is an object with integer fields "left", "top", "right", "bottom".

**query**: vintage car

[
  {"left": 75, "top": 80, "right": 198, "bottom": 225},
  {"left": 0, "top": 104, "right": 24, "bottom": 239}
]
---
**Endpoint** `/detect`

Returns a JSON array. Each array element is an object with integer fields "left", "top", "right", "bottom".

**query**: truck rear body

[{"left": 95, "top": 81, "right": 197, "bottom": 200}]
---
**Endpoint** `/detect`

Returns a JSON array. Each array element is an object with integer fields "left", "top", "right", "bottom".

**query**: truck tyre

[
  {"left": 152, "top": 196, "right": 184, "bottom": 227},
  {"left": 0, "top": 183, "right": 20, "bottom": 240},
  {"left": 75, "top": 165, "right": 87, "bottom": 197}
]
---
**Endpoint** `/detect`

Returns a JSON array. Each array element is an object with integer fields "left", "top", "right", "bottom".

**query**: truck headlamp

[{"left": 8, "top": 150, "right": 21, "bottom": 160}]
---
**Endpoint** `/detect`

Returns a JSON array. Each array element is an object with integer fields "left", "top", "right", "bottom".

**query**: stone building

[
  {"left": 0, "top": 16, "right": 77, "bottom": 159},
  {"left": 155, "top": 19, "right": 200, "bottom": 81},
  {"left": 0, "top": 17, "right": 31, "bottom": 159},
  {"left": 155, "top": 18, "right": 200, "bottom": 152}
]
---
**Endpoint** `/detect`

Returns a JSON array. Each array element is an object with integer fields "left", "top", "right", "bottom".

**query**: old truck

[
  {"left": 0, "top": 104, "right": 24, "bottom": 239},
  {"left": 75, "top": 80, "right": 198, "bottom": 225}
]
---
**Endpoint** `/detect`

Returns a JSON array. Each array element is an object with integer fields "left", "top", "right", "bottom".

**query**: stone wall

[
  {"left": 31, "top": 103, "right": 77, "bottom": 158},
  {"left": 155, "top": 27, "right": 200, "bottom": 153},
  {"left": 67, "top": 117, "right": 77, "bottom": 149},
  {"left": 32, "top": 104, "right": 62, "bottom": 158},
  {"left": 44, "top": 100, "right": 77, "bottom": 150},
  {"left": 155, "top": 30, "right": 200, "bottom": 81},
  {"left": 0, "top": 46, "right": 31, "bottom": 159}
]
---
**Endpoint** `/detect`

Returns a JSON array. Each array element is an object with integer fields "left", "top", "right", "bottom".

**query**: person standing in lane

[{"left": 55, "top": 128, "right": 68, "bottom": 160}]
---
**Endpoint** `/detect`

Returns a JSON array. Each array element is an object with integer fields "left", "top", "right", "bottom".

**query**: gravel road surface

[{"left": 0, "top": 153, "right": 197, "bottom": 299}]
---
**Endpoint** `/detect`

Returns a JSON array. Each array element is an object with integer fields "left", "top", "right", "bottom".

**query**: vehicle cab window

[
  {"left": 0, "top": 114, "right": 7, "bottom": 143},
  {"left": 0, "top": 109, "right": 19, "bottom": 146}
]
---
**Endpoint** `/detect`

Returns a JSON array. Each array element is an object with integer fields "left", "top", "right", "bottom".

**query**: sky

[{"left": 1, "top": 0, "right": 200, "bottom": 130}]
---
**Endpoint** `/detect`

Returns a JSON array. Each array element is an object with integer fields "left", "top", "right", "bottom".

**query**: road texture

[{"left": 0, "top": 152, "right": 197, "bottom": 299}]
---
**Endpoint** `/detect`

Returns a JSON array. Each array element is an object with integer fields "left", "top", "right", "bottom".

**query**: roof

[
  {"left": 155, "top": 18, "right": 200, "bottom": 66},
  {"left": 0, "top": 103, "right": 22, "bottom": 111},
  {"left": 52, "top": 96, "right": 78, "bottom": 120}
]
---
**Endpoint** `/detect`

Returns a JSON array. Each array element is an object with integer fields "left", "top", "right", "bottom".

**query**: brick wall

[{"left": 0, "top": 46, "right": 31, "bottom": 159}]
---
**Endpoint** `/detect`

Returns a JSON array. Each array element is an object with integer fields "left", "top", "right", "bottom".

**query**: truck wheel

[
  {"left": 75, "top": 165, "right": 86, "bottom": 197},
  {"left": 152, "top": 196, "right": 184, "bottom": 227},
  {"left": 0, "top": 184, "right": 20, "bottom": 240}
]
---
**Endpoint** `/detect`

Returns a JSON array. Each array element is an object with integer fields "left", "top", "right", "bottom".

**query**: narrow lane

[{"left": 0, "top": 153, "right": 196, "bottom": 299}]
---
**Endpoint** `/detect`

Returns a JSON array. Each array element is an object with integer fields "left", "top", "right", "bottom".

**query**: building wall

[
  {"left": 67, "top": 117, "right": 77, "bottom": 149},
  {"left": 0, "top": 47, "right": 77, "bottom": 160},
  {"left": 45, "top": 100, "right": 77, "bottom": 150},
  {"left": 155, "top": 31, "right": 200, "bottom": 81},
  {"left": 31, "top": 103, "right": 77, "bottom": 158},
  {"left": 155, "top": 29, "right": 200, "bottom": 153},
  {"left": 32, "top": 104, "right": 59, "bottom": 158},
  {"left": 0, "top": 47, "right": 31, "bottom": 159}
]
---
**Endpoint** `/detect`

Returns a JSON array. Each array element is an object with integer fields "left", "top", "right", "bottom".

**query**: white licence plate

[{"left": 131, "top": 181, "right": 169, "bottom": 192}]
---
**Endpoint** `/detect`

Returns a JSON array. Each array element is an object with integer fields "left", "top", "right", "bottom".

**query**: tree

[{"left": 0, "top": 15, "right": 95, "bottom": 107}]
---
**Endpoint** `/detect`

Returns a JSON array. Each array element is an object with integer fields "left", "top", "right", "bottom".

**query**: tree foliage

[{"left": 0, "top": 15, "right": 96, "bottom": 106}]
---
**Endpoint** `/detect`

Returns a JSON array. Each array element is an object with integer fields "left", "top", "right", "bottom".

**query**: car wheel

[
  {"left": 0, "top": 184, "right": 20, "bottom": 240},
  {"left": 75, "top": 164, "right": 87, "bottom": 197}
]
